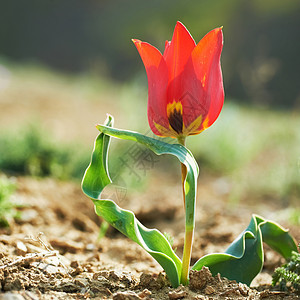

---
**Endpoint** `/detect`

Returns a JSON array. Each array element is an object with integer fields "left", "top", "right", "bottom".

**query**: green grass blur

[
  {"left": 0, "top": 62, "right": 299, "bottom": 212},
  {"left": 188, "top": 103, "right": 300, "bottom": 206},
  {"left": 0, "top": 175, "right": 18, "bottom": 227},
  {"left": 0, "top": 124, "right": 89, "bottom": 179}
]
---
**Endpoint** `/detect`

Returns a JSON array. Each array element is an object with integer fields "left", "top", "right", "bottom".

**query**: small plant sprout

[
  {"left": 272, "top": 247, "right": 300, "bottom": 293},
  {"left": 82, "top": 22, "right": 298, "bottom": 288},
  {"left": 0, "top": 175, "right": 18, "bottom": 227}
]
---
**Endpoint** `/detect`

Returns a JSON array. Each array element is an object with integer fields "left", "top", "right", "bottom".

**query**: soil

[{"left": 0, "top": 175, "right": 299, "bottom": 300}]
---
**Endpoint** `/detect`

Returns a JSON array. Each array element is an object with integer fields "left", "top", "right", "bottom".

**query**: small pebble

[
  {"left": 168, "top": 290, "right": 187, "bottom": 299},
  {"left": 238, "top": 282, "right": 249, "bottom": 296},
  {"left": 23, "top": 291, "right": 39, "bottom": 300},
  {"left": 0, "top": 292, "right": 25, "bottom": 300},
  {"left": 86, "top": 243, "right": 96, "bottom": 251},
  {"left": 70, "top": 260, "right": 80, "bottom": 268},
  {"left": 204, "top": 285, "right": 215, "bottom": 295},
  {"left": 138, "top": 289, "right": 151, "bottom": 298},
  {"left": 15, "top": 242, "right": 27, "bottom": 256},
  {"left": 112, "top": 291, "right": 141, "bottom": 300}
]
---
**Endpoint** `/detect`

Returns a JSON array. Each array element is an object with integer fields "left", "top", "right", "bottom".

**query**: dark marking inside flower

[{"left": 168, "top": 109, "right": 183, "bottom": 134}]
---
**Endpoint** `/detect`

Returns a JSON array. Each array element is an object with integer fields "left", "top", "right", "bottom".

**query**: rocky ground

[{"left": 0, "top": 175, "right": 299, "bottom": 300}]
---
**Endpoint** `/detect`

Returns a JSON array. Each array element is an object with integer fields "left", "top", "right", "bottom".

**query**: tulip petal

[
  {"left": 164, "top": 22, "right": 196, "bottom": 102},
  {"left": 132, "top": 39, "right": 163, "bottom": 70},
  {"left": 191, "top": 28, "right": 224, "bottom": 131},
  {"left": 164, "top": 40, "right": 171, "bottom": 58},
  {"left": 132, "top": 39, "right": 170, "bottom": 135}
]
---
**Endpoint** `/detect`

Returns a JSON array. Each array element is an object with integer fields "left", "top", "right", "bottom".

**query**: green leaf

[
  {"left": 192, "top": 214, "right": 298, "bottom": 285},
  {"left": 96, "top": 123, "right": 199, "bottom": 230},
  {"left": 259, "top": 218, "right": 298, "bottom": 259},
  {"left": 81, "top": 115, "right": 113, "bottom": 200},
  {"left": 82, "top": 115, "right": 199, "bottom": 287},
  {"left": 93, "top": 199, "right": 181, "bottom": 287}
]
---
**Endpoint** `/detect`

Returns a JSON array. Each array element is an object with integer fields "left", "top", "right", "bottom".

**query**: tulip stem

[
  {"left": 178, "top": 137, "right": 187, "bottom": 207},
  {"left": 177, "top": 136, "right": 193, "bottom": 285},
  {"left": 180, "top": 228, "right": 193, "bottom": 285}
]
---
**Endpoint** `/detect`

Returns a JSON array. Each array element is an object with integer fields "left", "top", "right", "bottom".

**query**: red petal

[
  {"left": 163, "top": 40, "right": 171, "bottom": 58},
  {"left": 132, "top": 39, "right": 170, "bottom": 135},
  {"left": 132, "top": 39, "right": 163, "bottom": 70},
  {"left": 191, "top": 27, "right": 224, "bottom": 131},
  {"left": 164, "top": 22, "right": 196, "bottom": 101}
]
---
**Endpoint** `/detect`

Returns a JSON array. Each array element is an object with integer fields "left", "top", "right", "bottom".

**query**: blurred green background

[
  {"left": 1, "top": 0, "right": 300, "bottom": 107},
  {"left": 0, "top": 0, "right": 299, "bottom": 221}
]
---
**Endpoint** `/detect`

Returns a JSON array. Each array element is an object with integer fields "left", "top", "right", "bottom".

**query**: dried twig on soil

[
  {"left": 0, "top": 249, "right": 59, "bottom": 270},
  {"left": 25, "top": 232, "right": 54, "bottom": 251},
  {"left": 0, "top": 232, "right": 70, "bottom": 277}
]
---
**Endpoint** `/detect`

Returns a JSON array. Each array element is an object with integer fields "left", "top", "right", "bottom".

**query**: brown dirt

[{"left": 0, "top": 175, "right": 299, "bottom": 300}]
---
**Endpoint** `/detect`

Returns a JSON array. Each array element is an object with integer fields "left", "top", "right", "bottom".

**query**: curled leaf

[{"left": 192, "top": 214, "right": 298, "bottom": 285}]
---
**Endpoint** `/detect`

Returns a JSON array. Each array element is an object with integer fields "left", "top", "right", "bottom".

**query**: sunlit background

[{"left": 0, "top": 0, "right": 299, "bottom": 224}]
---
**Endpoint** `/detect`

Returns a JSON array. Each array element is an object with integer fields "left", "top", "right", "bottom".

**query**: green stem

[
  {"left": 177, "top": 136, "right": 193, "bottom": 285},
  {"left": 177, "top": 136, "right": 187, "bottom": 209},
  {"left": 180, "top": 160, "right": 187, "bottom": 208}
]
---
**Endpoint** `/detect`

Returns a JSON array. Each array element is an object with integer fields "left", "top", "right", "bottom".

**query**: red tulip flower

[{"left": 133, "top": 22, "right": 224, "bottom": 139}]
